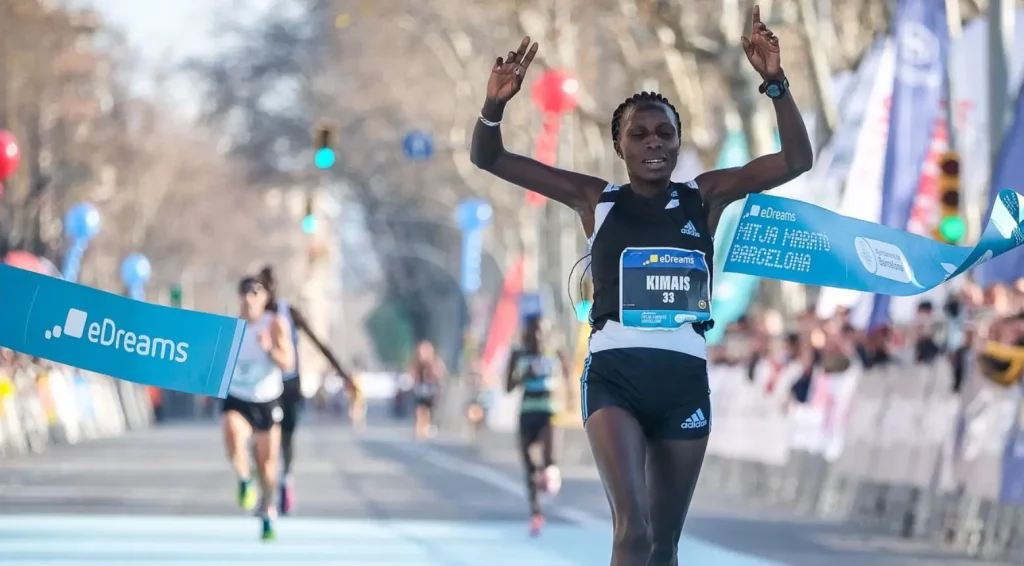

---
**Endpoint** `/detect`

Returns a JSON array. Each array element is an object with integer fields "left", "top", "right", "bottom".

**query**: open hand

[
  {"left": 741, "top": 5, "right": 783, "bottom": 80},
  {"left": 486, "top": 36, "right": 539, "bottom": 104}
]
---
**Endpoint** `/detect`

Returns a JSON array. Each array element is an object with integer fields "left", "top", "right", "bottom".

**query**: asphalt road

[{"left": 0, "top": 409, "right": 1010, "bottom": 566}]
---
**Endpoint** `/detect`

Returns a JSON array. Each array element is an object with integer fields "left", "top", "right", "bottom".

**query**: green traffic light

[
  {"left": 939, "top": 215, "right": 966, "bottom": 244},
  {"left": 314, "top": 148, "right": 336, "bottom": 169},
  {"left": 169, "top": 284, "right": 182, "bottom": 307},
  {"left": 302, "top": 215, "right": 318, "bottom": 234}
]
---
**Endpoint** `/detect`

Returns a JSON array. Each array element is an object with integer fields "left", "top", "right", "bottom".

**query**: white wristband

[{"left": 478, "top": 114, "right": 501, "bottom": 127}]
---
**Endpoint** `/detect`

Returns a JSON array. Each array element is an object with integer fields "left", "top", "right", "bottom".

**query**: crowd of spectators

[{"left": 709, "top": 279, "right": 1024, "bottom": 400}]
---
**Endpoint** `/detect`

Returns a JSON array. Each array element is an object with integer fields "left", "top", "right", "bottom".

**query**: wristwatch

[{"left": 759, "top": 77, "right": 789, "bottom": 99}]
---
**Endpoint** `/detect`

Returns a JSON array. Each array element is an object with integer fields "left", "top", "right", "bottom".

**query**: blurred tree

[
  {"left": 188, "top": 0, "right": 480, "bottom": 366},
  {"left": 186, "top": 0, "right": 323, "bottom": 183},
  {"left": 633, "top": 0, "right": 897, "bottom": 155},
  {"left": 0, "top": 2, "right": 258, "bottom": 297},
  {"left": 0, "top": 0, "right": 77, "bottom": 258},
  {"left": 364, "top": 298, "right": 416, "bottom": 369}
]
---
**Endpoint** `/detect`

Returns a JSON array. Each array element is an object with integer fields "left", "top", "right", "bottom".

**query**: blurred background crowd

[{"left": 713, "top": 279, "right": 1024, "bottom": 399}]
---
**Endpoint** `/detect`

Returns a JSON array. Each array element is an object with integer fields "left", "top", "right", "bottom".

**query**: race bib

[{"left": 620, "top": 247, "right": 711, "bottom": 330}]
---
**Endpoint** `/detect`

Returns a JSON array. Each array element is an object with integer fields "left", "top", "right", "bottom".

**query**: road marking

[
  {"left": 390, "top": 440, "right": 606, "bottom": 528},
  {"left": 0, "top": 515, "right": 590, "bottom": 565}
]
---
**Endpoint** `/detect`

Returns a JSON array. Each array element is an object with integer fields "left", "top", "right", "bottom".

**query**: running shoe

[
  {"left": 260, "top": 516, "right": 276, "bottom": 541},
  {"left": 542, "top": 465, "right": 562, "bottom": 496},
  {"left": 237, "top": 479, "right": 258, "bottom": 511},
  {"left": 280, "top": 477, "right": 295, "bottom": 516},
  {"left": 529, "top": 514, "right": 545, "bottom": 537}
]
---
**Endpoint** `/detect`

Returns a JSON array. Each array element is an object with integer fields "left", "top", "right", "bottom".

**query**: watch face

[{"left": 767, "top": 84, "right": 782, "bottom": 97}]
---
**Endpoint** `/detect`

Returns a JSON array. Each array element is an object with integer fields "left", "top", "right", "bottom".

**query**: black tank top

[{"left": 589, "top": 181, "right": 716, "bottom": 334}]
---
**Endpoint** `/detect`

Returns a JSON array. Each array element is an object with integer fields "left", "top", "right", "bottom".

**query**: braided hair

[{"left": 610, "top": 91, "right": 682, "bottom": 156}]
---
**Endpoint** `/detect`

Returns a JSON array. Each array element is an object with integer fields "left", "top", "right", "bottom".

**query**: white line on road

[{"left": 389, "top": 440, "right": 606, "bottom": 528}]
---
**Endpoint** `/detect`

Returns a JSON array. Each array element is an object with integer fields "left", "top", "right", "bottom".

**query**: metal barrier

[
  {"left": 0, "top": 360, "right": 152, "bottom": 459},
  {"left": 701, "top": 356, "right": 1024, "bottom": 562}
]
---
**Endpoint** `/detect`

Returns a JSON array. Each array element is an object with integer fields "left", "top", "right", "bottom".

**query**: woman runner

[
  {"left": 505, "top": 315, "right": 570, "bottom": 536},
  {"left": 222, "top": 276, "right": 295, "bottom": 540},
  {"left": 470, "top": 6, "right": 811, "bottom": 564}
]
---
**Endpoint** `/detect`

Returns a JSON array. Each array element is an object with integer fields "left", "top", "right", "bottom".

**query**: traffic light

[
  {"left": 935, "top": 151, "right": 965, "bottom": 244},
  {"left": 169, "top": 284, "right": 182, "bottom": 308},
  {"left": 301, "top": 194, "right": 318, "bottom": 234},
  {"left": 314, "top": 125, "right": 335, "bottom": 169}
]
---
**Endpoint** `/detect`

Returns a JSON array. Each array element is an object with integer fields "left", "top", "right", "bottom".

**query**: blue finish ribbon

[
  {"left": 723, "top": 190, "right": 1024, "bottom": 296},
  {"left": 0, "top": 265, "right": 245, "bottom": 397}
]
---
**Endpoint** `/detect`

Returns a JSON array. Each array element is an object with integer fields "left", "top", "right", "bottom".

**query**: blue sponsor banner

[
  {"left": 977, "top": 80, "right": 1024, "bottom": 288},
  {"left": 0, "top": 265, "right": 245, "bottom": 398},
  {"left": 869, "top": 0, "right": 949, "bottom": 327},
  {"left": 460, "top": 229, "right": 484, "bottom": 294},
  {"left": 723, "top": 190, "right": 1024, "bottom": 294}
]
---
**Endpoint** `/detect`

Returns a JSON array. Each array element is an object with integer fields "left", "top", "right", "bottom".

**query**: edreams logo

[
  {"left": 747, "top": 204, "right": 797, "bottom": 222},
  {"left": 45, "top": 308, "right": 190, "bottom": 362}
]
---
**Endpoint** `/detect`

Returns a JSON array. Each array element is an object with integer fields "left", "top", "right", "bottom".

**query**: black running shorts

[
  {"left": 222, "top": 395, "right": 283, "bottom": 432},
  {"left": 581, "top": 348, "right": 711, "bottom": 440},
  {"left": 414, "top": 383, "right": 440, "bottom": 409},
  {"left": 519, "top": 411, "right": 554, "bottom": 446}
]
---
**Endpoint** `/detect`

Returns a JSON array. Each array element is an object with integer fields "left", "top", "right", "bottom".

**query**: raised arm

[
  {"left": 289, "top": 306, "right": 359, "bottom": 394},
  {"left": 471, "top": 37, "right": 607, "bottom": 215},
  {"left": 267, "top": 316, "right": 296, "bottom": 375},
  {"left": 696, "top": 5, "right": 812, "bottom": 234}
]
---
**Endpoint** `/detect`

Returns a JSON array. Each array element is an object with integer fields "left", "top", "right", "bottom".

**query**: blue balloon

[
  {"left": 120, "top": 253, "right": 151, "bottom": 287},
  {"left": 64, "top": 203, "right": 101, "bottom": 241},
  {"left": 455, "top": 198, "right": 493, "bottom": 232}
]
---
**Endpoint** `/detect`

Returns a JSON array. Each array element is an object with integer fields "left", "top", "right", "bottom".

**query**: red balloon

[
  {"left": 531, "top": 69, "right": 579, "bottom": 115},
  {"left": 0, "top": 130, "right": 20, "bottom": 182},
  {"left": 526, "top": 192, "right": 547, "bottom": 206},
  {"left": 3, "top": 250, "right": 52, "bottom": 276}
]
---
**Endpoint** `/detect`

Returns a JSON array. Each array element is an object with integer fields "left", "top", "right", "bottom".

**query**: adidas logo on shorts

[{"left": 680, "top": 408, "right": 707, "bottom": 429}]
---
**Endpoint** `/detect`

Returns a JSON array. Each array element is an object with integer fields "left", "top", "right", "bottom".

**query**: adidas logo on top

[
  {"left": 681, "top": 408, "right": 707, "bottom": 429},
  {"left": 680, "top": 221, "right": 701, "bottom": 237}
]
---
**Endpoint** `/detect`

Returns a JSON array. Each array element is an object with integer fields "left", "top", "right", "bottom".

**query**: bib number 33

[{"left": 619, "top": 247, "right": 710, "bottom": 330}]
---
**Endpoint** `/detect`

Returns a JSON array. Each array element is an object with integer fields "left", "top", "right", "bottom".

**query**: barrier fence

[
  {"left": 700, "top": 355, "right": 1024, "bottom": 562},
  {"left": 0, "top": 359, "right": 152, "bottom": 458}
]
